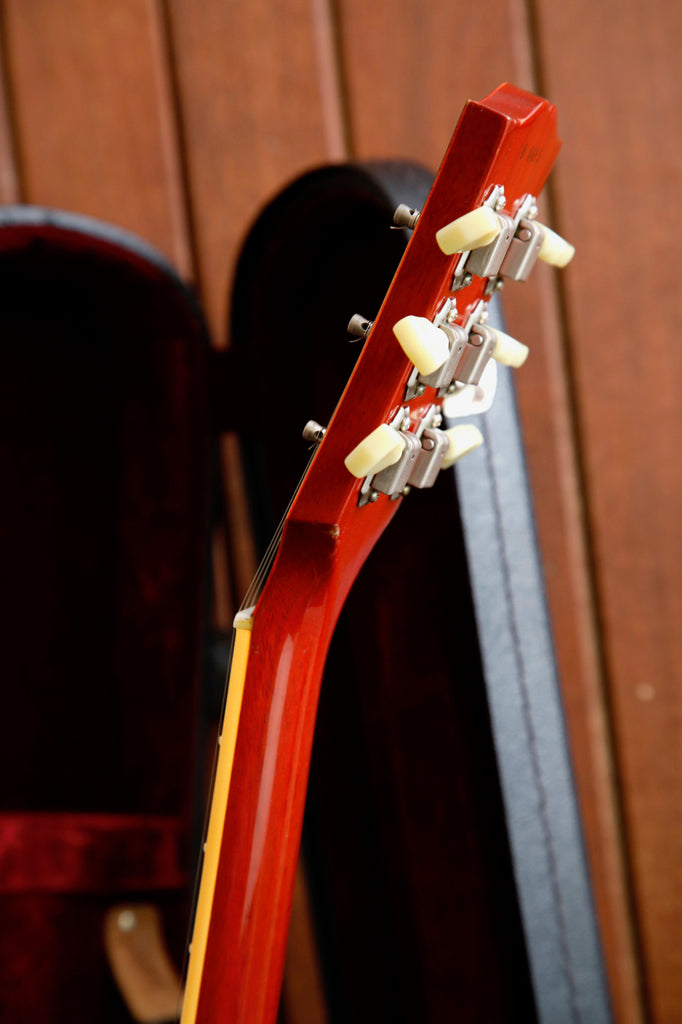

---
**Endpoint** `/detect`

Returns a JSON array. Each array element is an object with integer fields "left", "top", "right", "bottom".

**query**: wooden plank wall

[{"left": 2, "top": 2, "right": 679, "bottom": 1021}]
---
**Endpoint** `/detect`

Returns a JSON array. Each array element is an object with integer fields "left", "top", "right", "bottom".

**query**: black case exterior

[
  {"left": 231, "top": 163, "right": 612, "bottom": 1024},
  {"left": 455, "top": 353, "right": 612, "bottom": 1024}
]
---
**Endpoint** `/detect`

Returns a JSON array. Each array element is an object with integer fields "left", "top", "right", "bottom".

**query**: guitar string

[
  {"left": 177, "top": 445, "right": 319, "bottom": 1017},
  {"left": 240, "top": 447, "right": 318, "bottom": 612}
]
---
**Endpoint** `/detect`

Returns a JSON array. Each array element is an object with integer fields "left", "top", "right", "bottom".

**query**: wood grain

[
  {"left": 2, "top": 0, "right": 191, "bottom": 272},
  {"left": 4, "top": 0, "right": 678, "bottom": 1018},
  {"left": 337, "top": 0, "right": 519, "bottom": 166},
  {"left": 535, "top": 1, "right": 682, "bottom": 1019},
  {"left": 0, "top": 14, "right": 19, "bottom": 203},
  {"left": 166, "top": 0, "right": 341, "bottom": 343}
]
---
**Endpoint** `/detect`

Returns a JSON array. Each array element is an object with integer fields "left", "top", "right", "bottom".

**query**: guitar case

[
  {"left": 0, "top": 209, "right": 213, "bottom": 1023},
  {"left": 0, "top": 172, "right": 612, "bottom": 1023},
  {"left": 230, "top": 165, "right": 613, "bottom": 1023}
]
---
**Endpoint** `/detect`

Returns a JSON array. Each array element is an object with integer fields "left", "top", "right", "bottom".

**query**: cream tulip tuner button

[
  {"left": 435, "top": 206, "right": 502, "bottom": 255},
  {"left": 344, "top": 424, "right": 407, "bottom": 479},
  {"left": 441, "top": 424, "right": 484, "bottom": 469},
  {"left": 537, "top": 224, "right": 575, "bottom": 267},
  {"left": 490, "top": 328, "right": 529, "bottom": 368},
  {"left": 392, "top": 316, "right": 449, "bottom": 376}
]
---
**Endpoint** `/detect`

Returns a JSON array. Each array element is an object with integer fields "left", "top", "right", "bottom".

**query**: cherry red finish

[{"left": 194, "top": 84, "right": 561, "bottom": 1023}]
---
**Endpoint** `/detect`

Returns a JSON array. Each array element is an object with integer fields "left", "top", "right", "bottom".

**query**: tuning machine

[
  {"left": 395, "top": 299, "right": 527, "bottom": 402},
  {"left": 437, "top": 187, "right": 574, "bottom": 291},
  {"left": 345, "top": 406, "right": 483, "bottom": 506}
]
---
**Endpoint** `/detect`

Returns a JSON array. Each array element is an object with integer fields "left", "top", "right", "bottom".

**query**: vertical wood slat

[
  {"left": 336, "top": 1, "right": 516, "bottom": 166},
  {"left": 1, "top": 0, "right": 191, "bottom": 273},
  {"left": 333, "top": 2, "right": 641, "bottom": 1021},
  {"left": 166, "top": 0, "right": 345, "bottom": 345},
  {"left": 534, "top": 1, "right": 682, "bottom": 1020},
  {"left": 0, "top": 13, "right": 20, "bottom": 203}
]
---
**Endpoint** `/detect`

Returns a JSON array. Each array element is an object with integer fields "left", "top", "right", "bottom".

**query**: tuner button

[
  {"left": 393, "top": 203, "right": 421, "bottom": 229},
  {"left": 393, "top": 315, "right": 450, "bottom": 375},
  {"left": 537, "top": 224, "right": 575, "bottom": 267},
  {"left": 435, "top": 206, "right": 502, "bottom": 255},
  {"left": 344, "top": 424, "right": 407, "bottom": 479},
  {"left": 491, "top": 328, "right": 529, "bottom": 368},
  {"left": 441, "top": 424, "right": 484, "bottom": 469},
  {"left": 347, "top": 313, "right": 373, "bottom": 340}
]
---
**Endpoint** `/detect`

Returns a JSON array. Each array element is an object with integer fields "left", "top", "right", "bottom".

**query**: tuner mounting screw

[
  {"left": 463, "top": 273, "right": 473, "bottom": 288},
  {"left": 368, "top": 489, "right": 379, "bottom": 502},
  {"left": 416, "top": 383, "right": 427, "bottom": 397},
  {"left": 495, "top": 192, "right": 506, "bottom": 212},
  {"left": 495, "top": 278, "right": 505, "bottom": 292},
  {"left": 401, "top": 485, "right": 412, "bottom": 497}
]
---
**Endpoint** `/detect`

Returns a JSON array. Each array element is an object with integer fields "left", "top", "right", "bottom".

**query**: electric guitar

[{"left": 181, "top": 82, "right": 573, "bottom": 1024}]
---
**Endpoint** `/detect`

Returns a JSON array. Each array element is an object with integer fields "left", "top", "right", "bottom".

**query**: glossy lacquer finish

[{"left": 191, "top": 84, "right": 561, "bottom": 1023}]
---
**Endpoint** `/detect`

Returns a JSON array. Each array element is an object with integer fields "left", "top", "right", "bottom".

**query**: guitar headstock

[
  {"left": 283, "top": 84, "right": 571, "bottom": 570},
  {"left": 193, "top": 86, "right": 574, "bottom": 1024}
]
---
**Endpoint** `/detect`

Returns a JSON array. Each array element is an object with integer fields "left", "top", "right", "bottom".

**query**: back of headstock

[
  {"left": 179, "top": 82, "right": 575, "bottom": 1024},
  {"left": 289, "top": 84, "right": 570, "bottom": 563}
]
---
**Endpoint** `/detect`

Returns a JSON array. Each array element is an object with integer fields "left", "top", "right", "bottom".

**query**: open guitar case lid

[
  {"left": 0, "top": 209, "right": 212, "bottom": 1022},
  {"left": 230, "top": 162, "right": 613, "bottom": 1024},
  {"left": 0, "top": 163, "right": 611, "bottom": 1023}
]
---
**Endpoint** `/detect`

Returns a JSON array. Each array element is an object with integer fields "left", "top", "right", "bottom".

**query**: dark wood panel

[
  {"left": 166, "top": 0, "right": 344, "bottom": 344},
  {"left": 165, "top": 0, "right": 344, "bottom": 616},
  {"left": 2, "top": 1, "right": 668, "bottom": 1018},
  {"left": 536, "top": 2, "right": 682, "bottom": 1020},
  {"left": 0, "top": 17, "right": 19, "bottom": 203},
  {"left": 336, "top": 0, "right": 518, "bottom": 167},
  {"left": 2, "top": 0, "right": 190, "bottom": 272}
]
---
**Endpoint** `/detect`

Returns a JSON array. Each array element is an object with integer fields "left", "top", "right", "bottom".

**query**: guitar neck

[{"left": 182, "top": 513, "right": 395, "bottom": 1024}]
